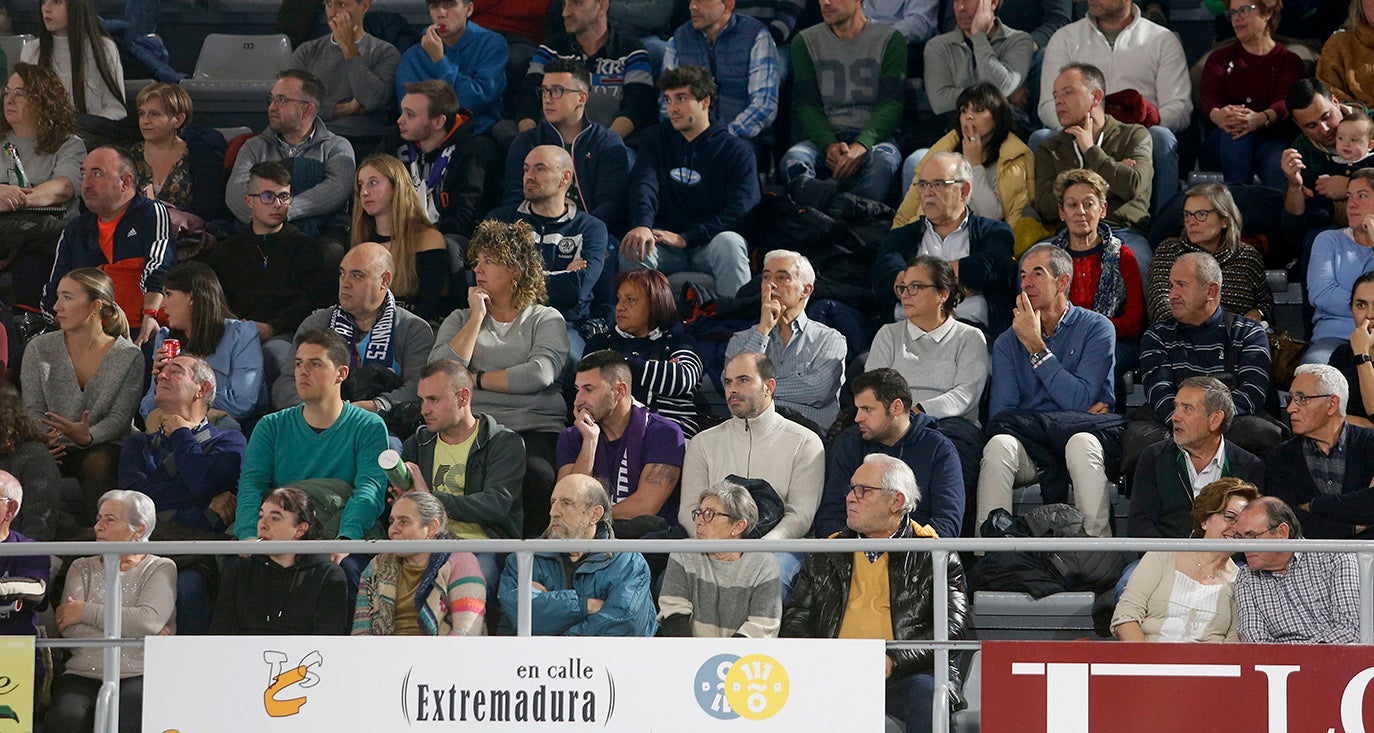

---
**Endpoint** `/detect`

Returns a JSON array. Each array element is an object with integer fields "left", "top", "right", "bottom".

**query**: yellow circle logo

[{"left": 722, "top": 654, "right": 789, "bottom": 720}]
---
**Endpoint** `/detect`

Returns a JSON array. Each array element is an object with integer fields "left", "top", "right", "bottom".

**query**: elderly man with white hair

[
  {"left": 0, "top": 471, "right": 49, "bottom": 644},
  {"left": 1267, "top": 364, "right": 1374, "bottom": 540},
  {"left": 874, "top": 151, "right": 1016, "bottom": 335},
  {"left": 725, "top": 249, "right": 849, "bottom": 430},
  {"left": 782, "top": 454, "right": 967, "bottom": 733}
]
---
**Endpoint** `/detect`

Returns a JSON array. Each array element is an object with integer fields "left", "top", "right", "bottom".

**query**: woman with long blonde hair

[{"left": 352, "top": 153, "right": 452, "bottom": 321}]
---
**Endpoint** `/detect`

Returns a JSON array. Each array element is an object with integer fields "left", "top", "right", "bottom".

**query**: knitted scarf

[
  {"left": 1053, "top": 222, "right": 1127, "bottom": 318},
  {"left": 364, "top": 551, "right": 447, "bottom": 636},
  {"left": 327, "top": 290, "right": 397, "bottom": 370}
]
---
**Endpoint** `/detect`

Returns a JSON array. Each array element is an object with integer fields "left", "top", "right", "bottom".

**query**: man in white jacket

[
  {"left": 1034, "top": 0, "right": 1188, "bottom": 222},
  {"left": 680, "top": 352, "right": 825, "bottom": 541}
]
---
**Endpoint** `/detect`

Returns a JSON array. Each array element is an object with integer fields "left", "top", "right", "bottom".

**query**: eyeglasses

[
  {"left": 0, "top": 88, "right": 26, "bottom": 100},
  {"left": 536, "top": 85, "right": 580, "bottom": 100},
  {"left": 1233, "top": 523, "right": 1279, "bottom": 540},
  {"left": 1182, "top": 208, "right": 1218, "bottom": 222},
  {"left": 848, "top": 483, "right": 887, "bottom": 499},
  {"left": 267, "top": 95, "right": 311, "bottom": 107},
  {"left": 1213, "top": 510, "right": 1242, "bottom": 525},
  {"left": 1225, "top": 3, "right": 1259, "bottom": 18},
  {"left": 1286, "top": 392, "right": 1333, "bottom": 407},
  {"left": 691, "top": 508, "right": 735, "bottom": 523},
  {"left": 248, "top": 191, "right": 292, "bottom": 204},
  {"left": 915, "top": 179, "right": 963, "bottom": 190},
  {"left": 895, "top": 283, "right": 938, "bottom": 296}
]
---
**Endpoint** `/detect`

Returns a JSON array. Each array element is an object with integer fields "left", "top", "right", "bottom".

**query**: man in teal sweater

[
  {"left": 780, "top": 0, "right": 906, "bottom": 203},
  {"left": 236, "top": 328, "right": 389, "bottom": 580}
]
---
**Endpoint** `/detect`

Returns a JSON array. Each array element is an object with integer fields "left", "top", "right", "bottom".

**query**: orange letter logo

[{"left": 262, "top": 650, "right": 323, "bottom": 718}]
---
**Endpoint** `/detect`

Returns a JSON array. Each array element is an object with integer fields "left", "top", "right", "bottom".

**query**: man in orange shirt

[{"left": 43, "top": 147, "right": 174, "bottom": 345}]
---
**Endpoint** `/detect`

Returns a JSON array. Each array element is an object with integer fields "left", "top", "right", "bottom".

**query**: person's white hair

[
  {"left": 1176, "top": 251, "right": 1223, "bottom": 290},
  {"left": 97, "top": 490, "right": 157, "bottom": 541},
  {"left": 0, "top": 471, "right": 21, "bottom": 514},
  {"left": 862, "top": 453, "right": 920, "bottom": 514},
  {"left": 763, "top": 249, "right": 816, "bottom": 288},
  {"left": 926, "top": 151, "right": 973, "bottom": 188},
  {"left": 1022, "top": 242, "right": 1074, "bottom": 280},
  {"left": 189, "top": 357, "right": 218, "bottom": 410},
  {"left": 1294, "top": 363, "right": 1349, "bottom": 415}
]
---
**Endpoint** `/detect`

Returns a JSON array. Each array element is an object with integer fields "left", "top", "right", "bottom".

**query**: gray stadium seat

[
  {"left": 952, "top": 650, "right": 981, "bottom": 733},
  {"left": 970, "top": 591, "right": 1097, "bottom": 641},
  {"left": 180, "top": 33, "right": 293, "bottom": 129},
  {"left": 0, "top": 34, "right": 33, "bottom": 77}
]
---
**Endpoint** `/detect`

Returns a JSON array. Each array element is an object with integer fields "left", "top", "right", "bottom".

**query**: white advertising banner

[{"left": 142, "top": 636, "right": 885, "bottom": 732}]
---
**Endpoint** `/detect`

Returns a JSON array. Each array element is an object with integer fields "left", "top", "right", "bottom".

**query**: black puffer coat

[{"left": 780, "top": 518, "right": 968, "bottom": 693}]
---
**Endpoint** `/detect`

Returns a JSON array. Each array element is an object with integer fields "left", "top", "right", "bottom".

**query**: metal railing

[{"left": 4, "top": 535, "right": 1371, "bottom": 733}]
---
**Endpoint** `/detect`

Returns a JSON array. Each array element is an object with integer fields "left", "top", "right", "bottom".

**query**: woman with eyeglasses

[
  {"left": 1112, "top": 478, "right": 1259, "bottom": 642},
  {"left": 0, "top": 62, "right": 84, "bottom": 306},
  {"left": 131, "top": 83, "right": 228, "bottom": 222},
  {"left": 893, "top": 83, "right": 1034, "bottom": 229},
  {"left": 658, "top": 479, "right": 781, "bottom": 638},
  {"left": 1307, "top": 168, "right": 1374, "bottom": 365},
  {"left": 1145, "top": 183, "right": 1272, "bottom": 324},
  {"left": 1050, "top": 168, "right": 1144, "bottom": 343},
  {"left": 1316, "top": 0, "right": 1374, "bottom": 109},
  {"left": 137, "top": 262, "right": 266, "bottom": 427},
  {"left": 1199, "top": 0, "right": 1303, "bottom": 188},
  {"left": 1327, "top": 270, "right": 1374, "bottom": 427},
  {"left": 20, "top": 0, "right": 130, "bottom": 144},
  {"left": 352, "top": 153, "right": 455, "bottom": 322}
]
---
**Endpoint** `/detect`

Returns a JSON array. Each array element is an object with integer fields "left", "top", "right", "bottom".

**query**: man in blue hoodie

[
  {"left": 396, "top": 0, "right": 508, "bottom": 135},
  {"left": 814, "top": 368, "right": 965, "bottom": 539},
  {"left": 620, "top": 65, "right": 760, "bottom": 298}
]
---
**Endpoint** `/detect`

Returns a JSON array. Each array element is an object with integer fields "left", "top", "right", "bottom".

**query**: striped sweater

[
  {"left": 352, "top": 551, "right": 486, "bottom": 636},
  {"left": 1139, "top": 309, "right": 1271, "bottom": 423},
  {"left": 657, "top": 551, "right": 782, "bottom": 638}
]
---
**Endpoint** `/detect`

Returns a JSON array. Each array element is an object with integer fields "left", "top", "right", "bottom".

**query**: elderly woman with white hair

[
  {"left": 48, "top": 489, "right": 176, "bottom": 733},
  {"left": 657, "top": 480, "right": 782, "bottom": 638}
]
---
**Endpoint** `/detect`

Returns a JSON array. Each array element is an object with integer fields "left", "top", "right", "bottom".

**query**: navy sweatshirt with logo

[
  {"left": 488, "top": 201, "right": 607, "bottom": 324},
  {"left": 628, "top": 122, "right": 759, "bottom": 249}
]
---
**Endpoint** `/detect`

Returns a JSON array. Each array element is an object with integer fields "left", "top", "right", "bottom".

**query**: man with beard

[
  {"left": 556, "top": 350, "right": 684, "bottom": 534},
  {"left": 497, "top": 473, "right": 658, "bottom": 635}
]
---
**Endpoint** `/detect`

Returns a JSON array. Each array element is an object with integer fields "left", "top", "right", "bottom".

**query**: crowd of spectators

[{"left": 1, "top": 0, "right": 1374, "bottom": 728}]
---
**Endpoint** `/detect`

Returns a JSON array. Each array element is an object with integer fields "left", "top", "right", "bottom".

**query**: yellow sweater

[{"left": 892, "top": 130, "right": 1035, "bottom": 229}]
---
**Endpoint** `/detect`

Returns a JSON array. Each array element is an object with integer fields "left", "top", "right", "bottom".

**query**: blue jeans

[
  {"left": 619, "top": 231, "right": 751, "bottom": 298},
  {"left": 1148, "top": 125, "right": 1180, "bottom": 218},
  {"left": 1114, "top": 226, "right": 1153, "bottom": 293},
  {"left": 1202, "top": 127, "right": 1288, "bottom": 189},
  {"left": 775, "top": 551, "right": 804, "bottom": 605},
  {"left": 781, "top": 139, "right": 902, "bottom": 203},
  {"left": 1303, "top": 337, "right": 1345, "bottom": 365},
  {"left": 887, "top": 672, "right": 937, "bottom": 733},
  {"left": 900, "top": 147, "right": 932, "bottom": 198}
]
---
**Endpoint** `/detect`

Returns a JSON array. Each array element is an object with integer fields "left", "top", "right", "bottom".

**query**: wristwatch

[
  {"left": 1029, "top": 348, "right": 1052, "bottom": 368},
  {"left": 373, "top": 396, "right": 392, "bottom": 413},
  {"left": 1356, "top": 353, "right": 1373, "bottom": 366}
]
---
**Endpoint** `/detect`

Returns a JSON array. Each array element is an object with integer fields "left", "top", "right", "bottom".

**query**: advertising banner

[
  {"left": 143, "top": 636, "right": 884, "bottom": 732},
  {"left": 982, "top": 640, "right": 1374, "bottom": 732},
  {"left": 0, "top": 636, "right": 34, "bottom": 733}
]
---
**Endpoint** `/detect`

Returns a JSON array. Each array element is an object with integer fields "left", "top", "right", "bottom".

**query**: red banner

[{"left": 982, "top": 640, "right": 1374, "bottom": 732}]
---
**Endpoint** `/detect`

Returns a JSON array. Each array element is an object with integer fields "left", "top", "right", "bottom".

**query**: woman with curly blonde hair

[
  {"left": 431, "top": 219, "right": 567, "bottom": 537},
  {"left": 352, "top": 154, "right": 452, "bottom": 321},
  {"left": 0, "top": 62, "right": 84, "bottom": 306}
]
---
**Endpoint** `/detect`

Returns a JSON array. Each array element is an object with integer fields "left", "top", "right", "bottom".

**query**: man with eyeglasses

[
  {"left": 1229, "top": 496, "right": 1360, "bottom": 644},
  {"left": 1128, "top": 376, "right": 1264, "bottom": 539},
  {"left": 225, "top": 69, "right": 356, "bottom": 237},
  {"left": 1031, "top": 63, "right": 1154, "bottom": 288},
  {"left": 555, "top": 350, "right": 685, "bottom": 537},
  {"left": 502, "top": 57, "right": 630, "bottom": 233},
  {"left": 0, "top": 471, "right": 49, "bottom": 682},
  {"left": 814, "top": 368, "right": 964, "bottom": 539},
  {"left": 203, "top": 161, "right": 333, "bottom": 384},
  {"left": 663, "top": 0, "right": 780, "bottom": 146},
  {"left": 875, "top": 151, "right": 1015, "bottom": 335},
  {"left": 289, "top": 0, "right": 399, "bottom": 145},
  {"left": 725, "top": 249, "right": 847, "bottom": 430},
  {"left": 782, "top": 454, "right": 967, "bottom": 732},
  {"left": 396, "top": 0, "right": 507, "bottom": 136},
  {"left": 515, "top": 0, "right": 655, "bottom": 141},
  {"left": 1122, "top": 252, "right": 1281, "bottom": 479},
  {"left": 1265, "top": 364, "right": 1374, "bottom": 540},
  {"left": 382, "top": 79, "right": 499, "bottom": 241}
]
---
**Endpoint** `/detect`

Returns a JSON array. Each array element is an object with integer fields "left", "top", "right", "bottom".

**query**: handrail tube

[
  {"left": 516, "top": 551, "right": 533, "bottom": 637},
  {"left": 933, "top": 549, "right": 950, "bottom": 733},
  {"left": 1362, "top": 553, "right": 1374, "bottom": 643},
  {"left": 96, "top": 551, "right": 122, "bottom": 733}
]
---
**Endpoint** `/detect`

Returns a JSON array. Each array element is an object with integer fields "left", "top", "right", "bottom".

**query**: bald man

[
  {"left": 272, "top": 242, "right": 436, "bottom": 431},
  {"left": 488, "top": 143, "right": 609, "bottom": 358}
]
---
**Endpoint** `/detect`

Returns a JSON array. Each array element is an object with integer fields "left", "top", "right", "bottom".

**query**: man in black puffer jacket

[{"left": 781, "top": 454, "right": 967, "bottom": 733}]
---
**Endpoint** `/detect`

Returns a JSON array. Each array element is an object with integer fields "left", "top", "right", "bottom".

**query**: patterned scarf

[
  {"left": 1052, "top": 222, "right": 1127, "bottom": 318},
  {"left": 327, "top": 290, "right": 397, "bottom": 370},
  {"left": 365, "top": 551, "right": 447, "bottom": 636}
]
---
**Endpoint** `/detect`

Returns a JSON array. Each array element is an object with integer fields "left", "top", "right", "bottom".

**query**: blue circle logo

[{"left": 693, "top": 654, "right": 740, "bottom": 720}]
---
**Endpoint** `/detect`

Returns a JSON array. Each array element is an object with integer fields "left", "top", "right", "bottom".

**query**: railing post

[
  {"left": 933, "top": 549, "right": 950, "bottom": 733},
  {"left": 1360, "top": 550, "right": 1373, "bottom": 644},
  {"left": 94, "top": 551, "right": 123, "bottom": 733},
  {"left": 516, "top": 551, "right": 534, "bottom": 637}
]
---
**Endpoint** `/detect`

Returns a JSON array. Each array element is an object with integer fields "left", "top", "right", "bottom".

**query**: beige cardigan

[
  {"left": 892, "top": 130, "right": 1034, "bottom": 229},
  {"left": 1111, "top": 551, "right": 1239, "bottom": 642}
]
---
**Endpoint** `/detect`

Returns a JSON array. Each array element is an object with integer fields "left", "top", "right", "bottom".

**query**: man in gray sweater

[
  {"left": 273, "top": 243, "right": 435, "bottom": 437},
  {"left": 290, "top": 0, "right": 401, "bottom": 144},
  {"left": 225, "top": 69, "right": 357, "bottom": 237}
]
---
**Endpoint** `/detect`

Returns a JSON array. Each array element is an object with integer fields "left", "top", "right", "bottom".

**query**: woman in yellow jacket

[{"left": 893, "top": 82, "right": 1033, "bottom": 230}]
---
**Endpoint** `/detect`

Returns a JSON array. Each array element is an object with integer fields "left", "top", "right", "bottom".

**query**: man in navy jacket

[
  {"left": 1267, "top": 364, "right": 1374, "bottom": 539},
  {"left": 815, "top": 368, "right": 964, "bottom": 539},
  {"left": 620, "top": 65, "right": 759, "bottom": 298}
]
